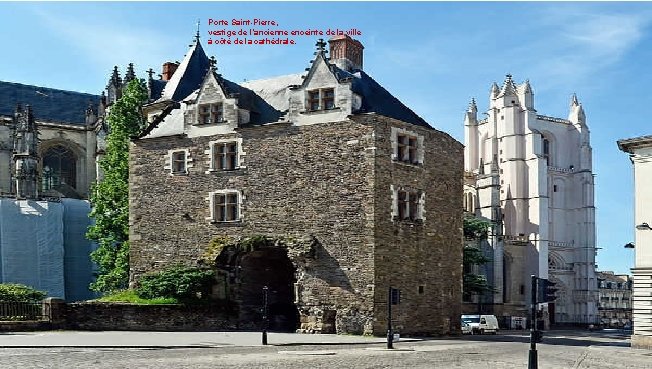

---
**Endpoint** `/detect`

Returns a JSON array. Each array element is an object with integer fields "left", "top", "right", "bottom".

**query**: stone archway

[
  {"left": 207, "top": 235, "right": 316, "bottom": 332},
  {"left": 238, "top": 247, "right": 299, "bottom": 332}
]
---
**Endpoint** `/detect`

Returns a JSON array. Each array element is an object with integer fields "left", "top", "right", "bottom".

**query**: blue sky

[{"left": 1, "top": 2, "right": 649, "bottom": 275}]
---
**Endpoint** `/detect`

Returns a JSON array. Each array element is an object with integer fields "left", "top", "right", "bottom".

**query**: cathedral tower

[{"left": 464, "top": 76, "right": 598, "bottom": 326}]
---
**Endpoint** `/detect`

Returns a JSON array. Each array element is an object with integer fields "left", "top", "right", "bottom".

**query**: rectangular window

[
  {"left": 396, "top": 189, "right": 422, "bottom": 221},
  {"left": 214, "top": 192, "right": 239, "bottom": 222},
  {"left": 396, "top": 133, "right": 420, "bottom": 164},
  {"left": 171, "top": 151, "right": 186, "bottom": 174},
  {"left": 213, "top": 141, "right": 238, "bottom": 170},
  {"left": 307, "top": 88, "right": 336, "bottom": 111},
  {"left": 322, "top": 88, "right": 335, "bottom": 110},
  {"left": 308, "top": 90, "right": 320, "bottom": 111},
  {"left": 198, "top": 103, "right": 224, "bottom": 124}
]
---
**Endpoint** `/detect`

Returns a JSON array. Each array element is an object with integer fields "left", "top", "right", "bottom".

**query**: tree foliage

[
  {"left": 463, "top": 214, "right": 495, "bottom": 299},
  {"left": 136, "top": 265, "right": 215, "bottom": 301},
  {"left": 87, "top": 79, "right": 148, "bottom": 292},
  {"left": 463, "top": 214, "right": 490, "bottom": 240}
]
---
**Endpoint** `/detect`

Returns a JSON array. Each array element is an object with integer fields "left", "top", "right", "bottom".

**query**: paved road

[{"left": 0, "top": 330, "right": 649, "bottom": 368}]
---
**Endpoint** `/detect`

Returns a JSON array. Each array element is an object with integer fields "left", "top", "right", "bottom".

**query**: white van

[{"left": 461, "top": 314, "right": 499, "bottom": 334}]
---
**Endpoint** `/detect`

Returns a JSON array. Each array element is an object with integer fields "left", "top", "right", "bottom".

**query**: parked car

[
  {"left": 461, "top": 314, "right": 499, "bottom": 334},
  {"left": 461, "top": 321, "right": 473, "bottom": 335}
]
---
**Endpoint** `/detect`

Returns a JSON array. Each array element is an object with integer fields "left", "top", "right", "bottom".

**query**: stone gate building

[{"left": 128, "top": 35, "right": 463, "bottom": 335}]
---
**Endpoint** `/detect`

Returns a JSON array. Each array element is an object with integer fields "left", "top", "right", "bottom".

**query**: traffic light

[
  {"left": 533, "top": 330, "right": 543, "bottom": 343},
  {"left": 538, "top": 278, "right": 557, "bottom": 303},
  {"left": 536, "top": 278, "right": 556, "bottom": 303},
  {"left": 390, "top": 288, "right": 401, "bottom": 305}
]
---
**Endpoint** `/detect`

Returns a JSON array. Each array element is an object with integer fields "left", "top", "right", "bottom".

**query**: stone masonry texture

[{"left": 129, "top": 113, "right": 463, "bottom": 336}]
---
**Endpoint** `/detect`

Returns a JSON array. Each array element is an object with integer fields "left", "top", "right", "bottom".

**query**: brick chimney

[
  {"left": 161, "top": 62, "right": 180, "bottom": 81},
  {"left": 328, "top": 35, "right": 364, "bottom": 72}
]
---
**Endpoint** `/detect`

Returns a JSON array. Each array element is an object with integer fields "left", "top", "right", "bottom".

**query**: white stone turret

[
  {"left": 568, "top": 93, "right": 586, "bottom": 126},
  {"left": 518, "top": 80, "right": 534, "bottom": 111},
  {"left": 464, "top": 98, "right": 479, "bottom": 171}
]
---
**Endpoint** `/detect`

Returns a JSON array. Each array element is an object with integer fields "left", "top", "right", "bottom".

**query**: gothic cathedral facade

[{"left": 464, "top": 75, "right": 598, "bottom": 325}]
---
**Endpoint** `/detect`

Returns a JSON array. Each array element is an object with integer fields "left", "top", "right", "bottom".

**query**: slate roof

[
  {"left": 242, "top": 68, "right": 432, "bottom": 128},
  {"left": 0, "top": 81, "right": 100, "bottom": 125},
  {"left": 349, "top": 70, "right": 431, "bottom": 128},
  {"left": 157, "top": 40, "right": 210, "bottom": 102},
  {"left": 141, "top": 40, "right": 434, "bottom": 138},
  {"left": 148, "top": 79, "right": 167, "bottom": 101}
]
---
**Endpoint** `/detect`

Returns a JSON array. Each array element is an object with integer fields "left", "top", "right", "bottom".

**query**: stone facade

[
  {"left": 464, "top": 76, "right": 598, "bottom": 326},
  {"left": 128, "top": 36, "right": 463, "bottom": 336},
  {"left": 617, "top": 135, "right": 652, "bottom": 348},
  {"left": 0, "top": 81, "right": 103, "bottom": 199}
]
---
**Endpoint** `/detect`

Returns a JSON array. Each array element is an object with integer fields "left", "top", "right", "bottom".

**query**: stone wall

[
  {"left": 364, "top": 114, "right": 464, "bottom": 336},
  {"left": 130, "top": 119, "right": 377, "bottom": 334},
  {"left": 129, "top": 114, "right": 463, "bottom": 336},
  {"left": 64, "top": 302, "right": 241, "bottom": 331}
]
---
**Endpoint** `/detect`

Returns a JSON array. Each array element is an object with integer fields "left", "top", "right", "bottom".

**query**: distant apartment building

[{"left": 596, "top": 271, "right": 632, "bottom": 328}]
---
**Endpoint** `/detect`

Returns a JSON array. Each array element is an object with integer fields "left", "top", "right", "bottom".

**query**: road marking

[
  {"left": 571, "top": 348, "right": 590, "bottom": 369},
  {"left": 277, "top": 351, "right": 336, "bottom": 355}
]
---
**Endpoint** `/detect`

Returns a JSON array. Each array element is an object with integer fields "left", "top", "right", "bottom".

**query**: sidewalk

[{"left": 0, "top": 331, "right": 420, "bottom": 348}]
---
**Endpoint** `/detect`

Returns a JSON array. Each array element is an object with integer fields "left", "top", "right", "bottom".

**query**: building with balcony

[{"left": 596, "top": 271, "right": 632, "bottom": 328}]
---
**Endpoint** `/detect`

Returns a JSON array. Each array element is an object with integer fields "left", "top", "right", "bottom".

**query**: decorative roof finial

[
  {"left": 109, "top": 66, "right": 122, "bottom": 86},
  {"left": 570, "top": 93, "right": 579, "bottom": 107},
  {"left": 490, "top": 82, "right": 500, "bottom": 98},
  {"left": 209, "top": 56, "right": 217, "bottom": 70},
  {"left": 147, "top": 68, "right": 155, "bottom": 80},
  {"left": 315, "top": 38, "right": 327, "bottom": 54},
  {"left": 468, "top": 98, "right": 477, "bottom": 113},
  {"left": 124, "top": 63, "right": 136, "bottom": 84},
  {"left": 195, "top": 19, "right": 200, "bottom": 43}
]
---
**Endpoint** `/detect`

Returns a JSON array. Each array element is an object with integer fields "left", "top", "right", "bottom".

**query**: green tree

[
  {"left": 87, "top": 79, "right": 148, "bottom": 292},
  {"left": 463, "top": 214, "right": 494, "bottom": 300}
]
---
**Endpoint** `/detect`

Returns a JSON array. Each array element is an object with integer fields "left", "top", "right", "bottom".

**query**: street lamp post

[{"left": 262, "top": 285, "right": 269, "bottom": 345}]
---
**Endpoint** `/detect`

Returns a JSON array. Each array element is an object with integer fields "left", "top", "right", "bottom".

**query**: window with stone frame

[
  {"left": 170, "top": 150, "right": 187, "bottom": 174},
  {"left": 396, "top": 133, "right": 419, "bottom": 164},
  {"left": 212, "top": 141, "right": 239, "bottom": 170},
  {"left": 322, "top": 88, "right": 335, "bottom": 110},
  {"left": 396, "top": 189, "right": 422, "bottom": 221},
  {"left": 307, "top": 88, "right": 336, "bottom": 111},
  {"left": 212, "top": 191, "right": 240, "bottom": 222},
  {"left": 198, "top": 103, "right": 224, "bottom": 124}
]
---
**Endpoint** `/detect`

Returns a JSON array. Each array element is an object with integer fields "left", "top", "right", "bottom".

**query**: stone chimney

[
  {"left": 328, "top": 35, "right": 364, "bottom": 72},
  {"left": 162, "top": 62, "right": 180, "bottom": 81}
]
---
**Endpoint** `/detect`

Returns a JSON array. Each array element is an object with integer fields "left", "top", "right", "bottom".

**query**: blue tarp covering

[{"left": 0, "top": 198, "right": 97, "bottom": 301}]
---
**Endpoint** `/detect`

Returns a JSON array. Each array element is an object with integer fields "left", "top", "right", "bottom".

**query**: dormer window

[
  {"left": 307, "top": 88, "right": 336, "bottom": 111},
  {"left": 199, "top": 103, "right": 224, "bottom": 124},
  {"left": 322, "top": 88, "right": 335, "bottom": 110}
]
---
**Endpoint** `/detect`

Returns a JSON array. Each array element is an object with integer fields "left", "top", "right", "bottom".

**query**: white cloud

[
  {"left": 31, "top": 8, "right": 176, "bottom": 75},
  {"left": 525, "top": 8, "right": 652, "bottom": 91}
]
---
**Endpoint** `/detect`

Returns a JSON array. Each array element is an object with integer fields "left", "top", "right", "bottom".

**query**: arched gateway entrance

[
  {"left": 239, "top": 248, "right": 299, "bottom": 332},
  {"left": 211, "top": 236, "right": 316, "bottom": 332}
]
